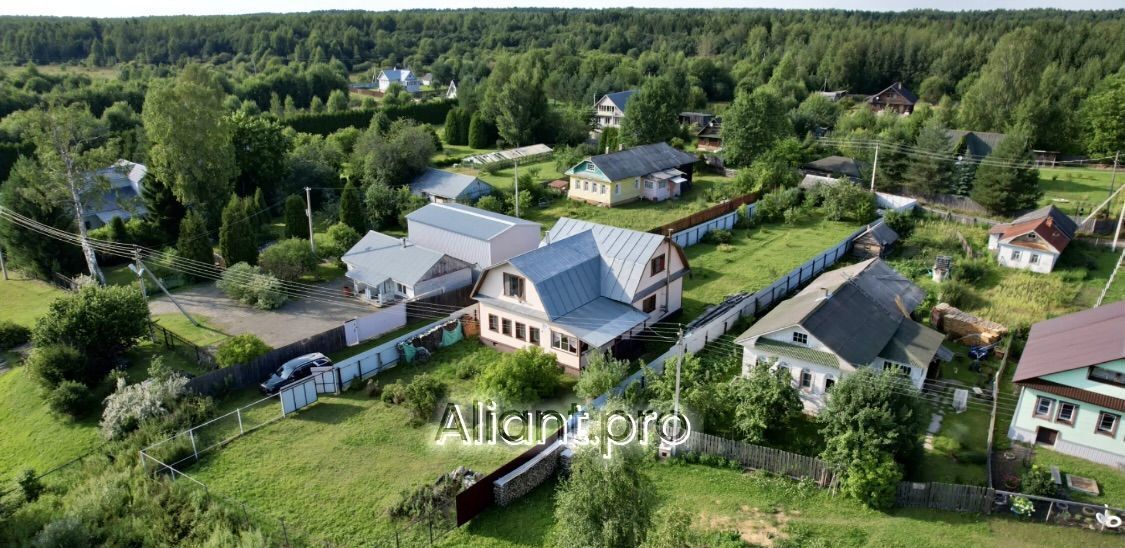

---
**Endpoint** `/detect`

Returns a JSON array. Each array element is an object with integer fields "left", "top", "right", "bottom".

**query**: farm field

[
  {"left": 679, "top": 216, "right": 862, "bottom": 321},
  {"left": 186, "top": 340, "right": 575, "bottom": 546},
  {"left": 447, "top": 461, "right": 1122, "bottom": 547}
]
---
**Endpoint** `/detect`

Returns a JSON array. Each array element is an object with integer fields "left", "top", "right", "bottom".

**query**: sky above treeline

[{"left": 3, "top": 1, "right": 1123, "bottom": 18}]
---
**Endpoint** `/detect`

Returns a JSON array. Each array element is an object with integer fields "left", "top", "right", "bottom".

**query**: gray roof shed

[{"left": 410, "top": 169, "right": 493, "bottom": 201}]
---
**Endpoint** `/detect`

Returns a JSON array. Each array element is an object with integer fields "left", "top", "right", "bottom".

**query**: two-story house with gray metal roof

[
  {"left": 472, "top": 218, "right": 689, "bottom": 373},
  {"left": 593, "top": 90, "right": 635, "bottom": 131},
  {"left": 734, "top": 259, "right": 948, "bottom": 412},
  {"left": 565, "top": 142, "right": 696, "bottom": 207}
]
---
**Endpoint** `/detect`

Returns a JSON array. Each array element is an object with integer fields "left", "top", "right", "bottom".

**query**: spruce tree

[
  {"left": 443, "top": 108, "right": 463, "bottom": 146},
  {"left": 970, "top": 128, "right": 1041, "bottom": 214},
  {"left": 339, "top": 181, "right": 366, "bottom": 234},
  {"left": 468, "top": 113, "right": 490, "bottom": 149},
  {"left": 458, "top": 109, "right": 472, "bottom": 145},
  {"left": 177, "top": 210, "right": 214, "bottom": 276},
  {"left": 219, "top": 195, "right": 258, "bottom": 266},
  {"left": 141, "top": 175, "right": 186, "bottom": 241},
  {"left": 284, "top": 194, "right": 309, "bottom": 239}
]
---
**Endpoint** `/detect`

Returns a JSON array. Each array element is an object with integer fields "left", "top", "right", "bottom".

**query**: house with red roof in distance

[
  {"left": 986, "top": 205, "right": 1077, "bottom": 274},
  {"left": 865, "top": 82, "right": 917, "bottom": 115},
  {"left": 1008, "top": 301, "right": 1125, "bottom": 467}
]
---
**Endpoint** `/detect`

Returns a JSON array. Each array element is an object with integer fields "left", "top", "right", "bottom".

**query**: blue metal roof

[
  {"left": 405, "top": 203, "right": 539, "bottom": 241},
  {"left": 410, "top": 169, "right": 493, "bottom": 201},
  {"left": 603, "top": 90, "right": 636, "bottom": 110},
  {"left": 553, "top": 297, "right": 650, "bottom": 348}
]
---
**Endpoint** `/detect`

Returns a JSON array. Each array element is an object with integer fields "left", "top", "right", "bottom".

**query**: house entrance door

[{"left": 1036, "top": 427, "right": 1059, "bottom": 446}]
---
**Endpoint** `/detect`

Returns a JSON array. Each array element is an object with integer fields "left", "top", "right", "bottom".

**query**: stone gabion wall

[{"left": 493, "top": 444, "right": 564, "bottom": 507}]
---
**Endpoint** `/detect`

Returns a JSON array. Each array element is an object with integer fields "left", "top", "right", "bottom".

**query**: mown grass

[
  {"left": 1038, "top": 166, "right": 1124, "bottom": 215},
  {"left": 188, "top": 340, "right": 576, "bottom": 546},
  {"left": 680, "top": 216, "right": 862, "bottom": 321},
  {"left": 151, "top": 313, "right": 231, "bottom": 347},
  {"left": 1032, "top": 448, "right": 1125, "bottom": 509},
  {"left": 448, "top": 461, "right": 1122, "bottom": 547},
  {"left": 0, "top": 277, "right": 63, "bottom": 328}
]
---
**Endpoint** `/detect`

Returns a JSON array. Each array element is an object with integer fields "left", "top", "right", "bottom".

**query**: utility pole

[
  {"left": 1113, "top": 189, "right": 1125, "bottom": 251},
  {"left": 513, "top": 156, "right": 520, "bottom": 218},
  {"left": 131, "top": 248, "right": 147, "bottom": 297},
  {"left": 0, "top": 245, "right": 7, "bottom": 281},
  {"left": 869, "top": 143, "right": 880, "bottom": 193},
  {"left": 304, "top": 186, "right": 316, "bottom": 254},
  {"left": 1109, "top": 151, "right": 1120, "bottom": 198},
  {"left": 138, "top": 256, "right": 199, "bottom": 327},
  {"left": 672, "top": 326, "right": 684, "bottom": 449}
]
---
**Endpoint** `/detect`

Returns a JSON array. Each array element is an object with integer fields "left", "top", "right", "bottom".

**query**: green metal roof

[{"left": 753, "top": 338, "right": 841, "bottom": 369}]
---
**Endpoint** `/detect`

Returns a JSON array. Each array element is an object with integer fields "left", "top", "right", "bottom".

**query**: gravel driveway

[{"left": 148, "top": 277, "right": 368, "bottom": 348}]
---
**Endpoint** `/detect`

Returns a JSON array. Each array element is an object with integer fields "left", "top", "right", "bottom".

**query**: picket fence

[
  {"left": 679, "top": 432, "right": 838, "bottom": 487},
  {"left": 896, "top": 481, "right": 995, "bottom": 514}
]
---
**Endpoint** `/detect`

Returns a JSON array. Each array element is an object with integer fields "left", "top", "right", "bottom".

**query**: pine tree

[
  {"left": 468, "top": 112, "right": 490, "bottom": 149},
  {"left": 219, "top": 195, "right": 258, "bottom": 266},
  {"left": 458, "top": 109, "right": 472, "bottom": 145},
  {"left": 339, "top": 181, "right": 366, "bottom": 233},
  {"left": 107, "top": 216, "right": 129, "bottom": 243},
  {"left": 177, "top": 210, "right": 214, "bottom": 277},
  {"left": 597, "top": 127, "right": 620, "bottom": 154},
  {"left": 284, "top": 194, "right": 309, "bottom": 239},
  {"left": 903, "top": 119, "right": 953, "bottom": 196}
]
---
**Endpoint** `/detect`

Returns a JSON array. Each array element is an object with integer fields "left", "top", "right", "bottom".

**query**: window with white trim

[
  {"left": 551, "top": 331, "right": 578, "bottom": 354},
  {"left": 1096, "top": 412, "right": 1119, "bottom": 436},
  {"left": 615, "top": 183, "right": 620, "bottom": 194},
  {"left": 1011, "top": 249, "right": 1022, "bottom": 261},
  {"left": 488, "top": 314, "right": 498, "bottom": 332},
  {"left": 1033, "top": 396, "right": 1054, "bottom": 418},
  {"left": 501, "top": 318, "right": 512, "bottom": 336},
  {"left": 650, "top": 254, "right": 666, "bottom": 276},
  {"left": 800, "top": 370, "right": 813, "bottom": 389},
  {"left": 1029, "top": 253, "right": 1040, "bottom": 265},
  {"left": 515, "top": 322, "right": 526, "bottom": 341},
  {"left": 792, "top": 332, "right": 808, "bottom": 345},
  {"left": 529, "top": 327, "right": 540, "bottom": 345},
  {"left": 1055, "top": 402, "right": 1077, "bottom": 425},
  {"left": 503, "top": 273, "right": 525, "bottom": 299}
]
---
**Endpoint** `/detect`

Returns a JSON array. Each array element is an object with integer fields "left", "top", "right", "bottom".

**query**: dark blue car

[{"left": 260, "top": 353, "right": 332, "bottom": 395}]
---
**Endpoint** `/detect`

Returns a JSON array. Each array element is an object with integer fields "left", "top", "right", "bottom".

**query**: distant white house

[
  {"left": 405, "top": 203, "right": 541, "bottom": 271},
  {"left": 409, "top": 168, "right": 494, "bottom": 203},
  {"left": 82, "top": 159, "right": 148, "bottom": 229},
  {"left": 987, "top": 205, "right": 1076, "bottom": 274},
  {"left": 420, "top": 73, "right": 435, "bottom": 86},
  {"left": 735, "top": 259, "right": 950, "bottom": 413},
  {"left": 593, "top": 90, "right": 636, "bottom": 131},
  {"left": 342, "top": 231, "right": 473, "bottom": 306},
  {"left": 376, "top": 67, "right": 420, "bottom": 93},
  {"left": 446, "top": 81, "right": 458, "bottom": 100}
]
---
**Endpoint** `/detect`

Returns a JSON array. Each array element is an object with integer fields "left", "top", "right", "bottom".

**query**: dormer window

[
  {"left": 503, "top": 273, "right": 525, "bottom": 299},
  {"left": 792, "top": 332, "right": 808, "bottom": 345}
]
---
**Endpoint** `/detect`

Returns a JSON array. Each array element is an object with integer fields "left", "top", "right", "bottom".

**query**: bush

[
  {"left": 381, "top": 381, "right": 407, "bottom": 405},
  {"left": 478, "top": 346, "right": 560, "bottom": 404},
  {"left": 32, "top": 516, "right": 90, "bottom": 548},
  {"left": 702, "top": 229, "right": 733, "bottom": 245},
  {"left": 938, "top": 279, "right": 970, "bottom": 308},
  {"left": 753, "top": 188, "right": 801, "bottom": 224},
  {"left": 27, "top": 344, "right": 86, "bottom": 389},
  {"left": 0, "top": 320, "right": 31, "bottom": 350},
  {"left": 33, "top": 283, "right": 150, "bottom": 367},
  {"left": 403, "top": 373, "right": 446, "bottom": 422},
  {"left": 258, "top": 238, "right": 318, "bottom": 282},
  {"left": 930, "top": 436, "right": 960, "bottom": 457},
  {"left": 841, "top": 453, "right": 902, "bottom": 511},
  {"left": 820, "top": 182, "right": 876, "bottom": 223},
  {"left": 1022, "top": 464, "right": 1056, "bottom": 497},
  {"left": 100, "top": 374, "right": 189, "bottom": 440},
  {"left": 46, "top": 380, "right": 92, "bottom": 419},
  {"left": 364, "top": 379, "right": 382, "bottom": 398},
  {"left": 882, "top": 210, "right": 915, "bottom": 238},
  {"left": 215, "top": 334, "right": 272, "bottom": 367},
  {"left": 216, "top": 263, "right": 288, "bottom": 310},
  {"left": 17, "top": 468, "right": 43, "bottom": 502},
  {"left": 574, "top": 353, "right": 629, "bottom": 401}
]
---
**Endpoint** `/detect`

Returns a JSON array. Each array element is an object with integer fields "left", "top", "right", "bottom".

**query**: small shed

[
  {"left": 547, "top": 179, "right": 570, "bottom": 193},
  {"left": 852, "top": 222, "right": 899, "bottom": 259},
  {"left": 409, "top": 168, "right": 493, "bottom": 203}
]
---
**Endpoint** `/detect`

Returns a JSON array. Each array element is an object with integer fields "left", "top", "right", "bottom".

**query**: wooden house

[
  {"left": 696, "top": 118, "right": 722, "bottom": 152},
  {"left": 866, "top": 82, "right": 917, "bottom": 115},
  {"left": 851, "top": 222, "right": 899, "bottom": 259}
]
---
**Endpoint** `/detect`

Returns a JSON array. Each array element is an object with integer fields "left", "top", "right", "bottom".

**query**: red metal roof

[
  {"left": 1012, "top": 301, "right": 1125, "bottom": 382},
  {"left": 989, "top": 206, "right": 1074, "bottom": 254}
]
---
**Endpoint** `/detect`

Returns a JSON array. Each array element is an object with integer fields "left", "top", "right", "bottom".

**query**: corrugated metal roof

[
  {"left": 406, "top": 203, "right": 539, "bottom": 241},
  {"left": 574, "top": 143, "right": 697, "bottom": 182},
  {"left": 878, "top": 320, "right": 946, "bottom": 368},
  {"left": 802, "top": 156, "right": 861, "bottom": 179},
  {"left": 553, "top": 297, "right": 650, "bottom": 348},
  {"left": 753, "top": 338, "right": 841, "bottom": 368},
  {"left": 989, "top": 205, "right": 1076, "bottom": 254},
  {"left": 547, "top": 217, "right": 669, "bottom": 303},
  {"left": 603, "top": 90, "right": 636, "bottom": 110},
  {"left": 409, "top": 168, "right": 493, "bottom": 200},
  {"left": 1013, "top": 301, "right": 1125, "bottom": 382},
  {"left": 736, "top": 259, "right": 928, "bottom": 367},
  {"left": 342, "top": 231, "right": 465, "bottom": 286},
  {"left": 860, "top": 222, "right": 899, "bottom": 246}
]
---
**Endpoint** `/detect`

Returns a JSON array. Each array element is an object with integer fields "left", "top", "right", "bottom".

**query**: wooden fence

[
  {"left": 896, "top": 482, "right": 995, "bottom": 514},
  {"left": 678, "top": 432, "right": 838, "bottom": 488},
  {"left": 406, "top": 285, "right": 475, "bottom": 322},
  {"left": 185, "top": 326, "right": 348, "bottom": 397},
  {"left": 650, "top": 193, "right": 757, "bottom": 237}
]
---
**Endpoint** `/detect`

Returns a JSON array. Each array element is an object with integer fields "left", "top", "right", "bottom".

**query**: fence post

[
  {"left": 237, "top": 408, "right": 244, "bottom": 435},
  {"left": 190, "top": 430, "right": 198, "bottom": 461}
]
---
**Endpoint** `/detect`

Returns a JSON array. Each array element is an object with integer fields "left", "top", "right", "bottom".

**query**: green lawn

[
  {"left": 680, "top": 216, "right": 862, "bottom": 321},
  {"left": 187, "top": 340, "right": 570, "bottom": 546},
  {"left": 1038, "top": 166, "right": 1123, "bottom": 217},
  {"left": 1031, "top": 448, "right": 1125, "bottom": 509},
  {"left": 0, "top": 278, "right": 64, "bottom": 328},
  {"left": 0, "top": 365, "right": 103, "bottom": 484},
  {"left": 151, "top": 313, "right": 230, "bottom": 347},
  {"left": 447, "top": 461, "right": 1122, "bottom": 547}
]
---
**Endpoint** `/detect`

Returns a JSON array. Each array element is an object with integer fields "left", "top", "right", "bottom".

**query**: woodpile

[{"left": 930, "top": 303, "right": 1008, "bottom": 345}]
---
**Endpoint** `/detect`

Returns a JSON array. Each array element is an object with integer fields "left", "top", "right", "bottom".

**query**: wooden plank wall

[{"left": 185, "top": 326, "right": 348, "bottom": 397}]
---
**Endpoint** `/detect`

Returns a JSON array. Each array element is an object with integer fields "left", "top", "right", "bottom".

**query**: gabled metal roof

[
  {"left": 859, "top": 222, "right": 899, "bottom": 246},
  {"left": 509, "top": 231, "right": 603, "bottom": 320},
  {"left": 1013, "top": 301, "right": 1125, "bottom": 382},
  {"left": 601, "top": 90, "right": 636, "bottom": 110},
  {"left": 573, "top": 143, "right": 697, "bottom": 182},
  {"left": 342, "top": 231, "right": 467, "bottom": 287},
  {"left": 802, "top": 156, "right": 861, "bottom": 179},
  {"left": 406, "top": 203, "right": 539, "bottom": 241},
  {"left": 878, "top": 320, "right": 946, "bottom": 368},
  {"left": 409, "top": 168, "right": 493, "bottom": 200},
  {"left": 547, "top": 217, "right": 672, "bottom": 303}
]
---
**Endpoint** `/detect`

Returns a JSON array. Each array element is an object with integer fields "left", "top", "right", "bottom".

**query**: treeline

[{"left": 283, "top": 100, "right": 454, "bottom": 135}]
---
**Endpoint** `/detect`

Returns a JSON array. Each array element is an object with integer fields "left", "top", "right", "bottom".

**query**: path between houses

[{"left": 147, "top": 277, "right": 365, "bottom": 348}]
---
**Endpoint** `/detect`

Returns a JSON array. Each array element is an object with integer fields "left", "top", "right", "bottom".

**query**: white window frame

[
  {"left": 1029, "top": 253, "right": 1040, "bottom": 265},
  {"left": 1055, "top": 402, "right": 1077, "bottom": 425},
  {"left": 799, "top": 369, "right": 813, "bottom": 389},
  {"left": 1034, "top": 396, "right": 1054, "bottom": 418},
  {"left": 551, "top": 331, "right": 578, "bottom": 354},
  {"left": 1011, "top": 249, "right": 1022, "bottom": 261},
  {"left": 1095, "top": 412, "right": 1119, "bottom": 436}
]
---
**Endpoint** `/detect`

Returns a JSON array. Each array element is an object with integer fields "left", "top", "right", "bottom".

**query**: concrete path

[{"left": 148, "top": 277, "right": 371, "bottom": 348}]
